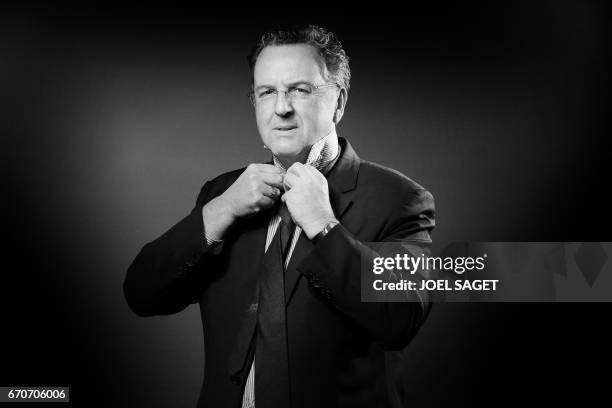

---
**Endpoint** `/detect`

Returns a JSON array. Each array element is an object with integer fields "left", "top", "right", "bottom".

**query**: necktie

[
  {"left": 276, "top": 202, "right": 295, "bottom": 259},
  {"left": 228, "top": 134, "right": 341, "bottom": 406},
  {"left": 254, "top": 202, "right": 293, "bottom": 407}
]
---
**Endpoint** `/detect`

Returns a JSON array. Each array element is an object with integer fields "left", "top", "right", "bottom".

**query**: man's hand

[
  {"left": 203, "top": 164, "right": 284, "bottom": 240},
  {"left": 282, "top": 163, "right": 338, "bottom": 239}
]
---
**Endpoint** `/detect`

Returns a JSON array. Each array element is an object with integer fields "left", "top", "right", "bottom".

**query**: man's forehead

[{"left": 253, "top": 44, "right": 327, "bottom": 85}]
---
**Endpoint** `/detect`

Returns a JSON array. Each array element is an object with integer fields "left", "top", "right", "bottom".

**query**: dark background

[{"left": 1, "top": 2, "right": 610, "bottom": 407}]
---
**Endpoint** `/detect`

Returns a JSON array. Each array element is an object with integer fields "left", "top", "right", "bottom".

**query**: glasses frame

[{"left": 248, "top": 82, "right": 338, "bottom": 106}]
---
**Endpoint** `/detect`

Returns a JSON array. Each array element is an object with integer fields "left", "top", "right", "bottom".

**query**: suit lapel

[
  {"left": 284, "top": 137, "right": 360, "bottom": 306},
  {"left": 241, "top": 208, "right": 273, "bottom": 273}
]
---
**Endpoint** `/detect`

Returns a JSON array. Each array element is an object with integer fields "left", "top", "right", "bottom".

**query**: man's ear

[{"left": 333, "top": 88, "right": 348, "bottom": 124}]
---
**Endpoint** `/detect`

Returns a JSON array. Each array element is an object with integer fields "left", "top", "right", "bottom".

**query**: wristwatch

[{"left": 312, "top": 220, "right": 339, "bottom": 244}]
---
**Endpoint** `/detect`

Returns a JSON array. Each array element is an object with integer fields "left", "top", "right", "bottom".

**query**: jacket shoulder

[
  {"left": 356, "top": 160, "right": 435, "bottom": 240},
  {"left": 208, "top": 167, "right": 245, "bottom": 189},
  {"left": 358, "top": 160, "right": 430, "bottom": 197},
  {"left": 194, "top": 167, "right": 246, "bottom": 207}
]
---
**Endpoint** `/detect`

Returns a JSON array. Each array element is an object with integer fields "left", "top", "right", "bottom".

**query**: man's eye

[
  {"left": 258, "top": 89, "right": 276, "bottom": 97},
  {"left": 288, "top": 87, "right": 312, "bottom": 97}
]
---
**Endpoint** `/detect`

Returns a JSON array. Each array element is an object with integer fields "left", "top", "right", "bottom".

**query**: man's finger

[
  {"left": 284, "top": 173, "right": 299, "bottom": 190},
  {"left": 286, "top": 162, "right": 305, "bottom": 177},
  {"left": 258, "top": 196, "right": 276, "bottom": 209},
  {"left": 303, "top": 164, "right": 321, "bottom": 176},
  {"left": 261, "top": 185, "right": 281, "bottom": 199},
  {"left": 260, "top": 173, "right": 285, "bottom": 189}
]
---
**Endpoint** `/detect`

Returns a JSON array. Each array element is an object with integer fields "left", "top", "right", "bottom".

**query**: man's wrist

[
  {"left": 202, "top": 196, "right": 235, "bottom": 241},
  {"left": 305, "top": 218, "right": 339, "bottom": 241}
]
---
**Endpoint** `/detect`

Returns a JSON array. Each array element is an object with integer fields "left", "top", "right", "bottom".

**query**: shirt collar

[{"left": 272, "top": 127, "right": 340, "bottom": 175}]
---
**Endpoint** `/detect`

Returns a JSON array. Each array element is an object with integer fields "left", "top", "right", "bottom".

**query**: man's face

[{"left": 253, "top": 44, "right": 338, "bottom": 164}]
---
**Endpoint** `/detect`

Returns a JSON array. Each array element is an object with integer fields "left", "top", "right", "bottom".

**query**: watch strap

[{"left": 312, "top": 221, "right": 339, "bottom": 244}]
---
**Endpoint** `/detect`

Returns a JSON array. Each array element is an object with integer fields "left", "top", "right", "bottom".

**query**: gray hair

[{"left": 247, "top": 24, "right": 351, "bottom": 92}]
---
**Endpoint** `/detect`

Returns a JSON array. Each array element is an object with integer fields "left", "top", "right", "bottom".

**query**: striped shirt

[{"left": 241, "top": 129, "right": 341, "bottom": 408}]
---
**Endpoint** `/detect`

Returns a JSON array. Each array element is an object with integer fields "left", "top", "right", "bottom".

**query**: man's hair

[{"left": 247, "top": 24, "right": 351, "bottom": 92}]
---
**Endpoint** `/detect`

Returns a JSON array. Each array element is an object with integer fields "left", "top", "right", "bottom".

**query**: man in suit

[{"left": 124, "top": 25, "right": 435, "bottom": 408}]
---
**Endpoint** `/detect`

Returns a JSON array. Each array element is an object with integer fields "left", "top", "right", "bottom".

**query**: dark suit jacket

[{"left": 124, "top": 137, "right": 435, "bottom": 408}]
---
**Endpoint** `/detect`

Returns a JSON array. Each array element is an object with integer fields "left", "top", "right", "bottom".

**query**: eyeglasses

[{"left": 248, "top": 83, "right": 338, "bottom": 106}]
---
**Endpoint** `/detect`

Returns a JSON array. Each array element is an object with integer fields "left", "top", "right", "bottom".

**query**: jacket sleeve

[
  {"left": 123, "top": 181, "right": 223, "bottom": 317},
  {"left": 297, "top": 187, "right": 435, "bottom": 350}
]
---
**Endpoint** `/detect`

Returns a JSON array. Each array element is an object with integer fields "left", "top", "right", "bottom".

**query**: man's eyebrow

[
  {"left": 286, "top": 80, "right": 315, "bottom": 87},
  {"left": 253, "top": 84, "right": 274, "bottom": 91},
  {"left": 253, "top": 80, "right": 314, "bottom": 91}
]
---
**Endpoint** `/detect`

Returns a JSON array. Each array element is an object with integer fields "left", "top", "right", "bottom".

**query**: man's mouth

[{"left": 274, "top": 126, "right": 297, "bottom": 131}]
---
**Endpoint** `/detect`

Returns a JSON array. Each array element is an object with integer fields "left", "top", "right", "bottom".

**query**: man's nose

[{"left": 274, "top": 91, "right": 294, "bottom": 117}]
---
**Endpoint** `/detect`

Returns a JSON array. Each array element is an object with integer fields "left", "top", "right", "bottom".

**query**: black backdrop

[{"left": 2, "top": 2, "right": 610, "bottom": 407}]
